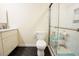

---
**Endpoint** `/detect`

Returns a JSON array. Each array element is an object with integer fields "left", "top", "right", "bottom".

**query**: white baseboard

[{"left": 18, "top": 44, "right": 36, "bottom": 47}]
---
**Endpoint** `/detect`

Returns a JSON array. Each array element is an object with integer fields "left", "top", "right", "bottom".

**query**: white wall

[
  {"left": 0, "top": 3, "right": 49, "bottom": 46},
  {"left": 0, "top": 5, "right": 7, "bottom": 23}
]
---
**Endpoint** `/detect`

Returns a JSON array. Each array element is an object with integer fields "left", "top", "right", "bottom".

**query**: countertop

[{"left": 0, "top": 28, "right": 17, "bottom": 32}]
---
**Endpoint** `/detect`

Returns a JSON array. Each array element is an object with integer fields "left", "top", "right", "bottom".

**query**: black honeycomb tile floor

[{"left": 9, "top": 47, "right": 51, "bottom": 56}]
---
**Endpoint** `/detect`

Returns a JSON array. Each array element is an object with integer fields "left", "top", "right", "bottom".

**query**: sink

[{"left": 0, "top": 23, "right": 7, "bottom": 29}]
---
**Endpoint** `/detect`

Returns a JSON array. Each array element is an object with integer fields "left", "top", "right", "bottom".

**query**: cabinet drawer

[{"left": 2, "top": 30, "right": 17, "bottom": 39}]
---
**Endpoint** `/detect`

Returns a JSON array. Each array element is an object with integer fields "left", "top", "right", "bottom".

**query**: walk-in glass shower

[{"left": 49, "top": 3, "right": 79, "bottom": 56}]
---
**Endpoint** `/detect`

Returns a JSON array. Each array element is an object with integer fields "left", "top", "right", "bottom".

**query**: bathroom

[{"left": 0, "top": 3, "right": 79, "bottom": 56}]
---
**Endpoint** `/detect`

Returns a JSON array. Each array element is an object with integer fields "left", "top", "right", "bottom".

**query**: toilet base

[{"left": 37, "top": 49, "right": 44, "bottom": 56}]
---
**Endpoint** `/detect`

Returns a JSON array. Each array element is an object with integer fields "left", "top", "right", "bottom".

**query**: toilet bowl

[
  {"left": 36, "top": 40, "right": 46, "bottom": 56},
  {"left": 35, "top": 31, "right": 47, "bottom": 56}
]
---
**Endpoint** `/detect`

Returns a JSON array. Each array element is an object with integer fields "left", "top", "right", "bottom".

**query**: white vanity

[{"left": 0, "top": 29, "right": 19, "bottom": 56}]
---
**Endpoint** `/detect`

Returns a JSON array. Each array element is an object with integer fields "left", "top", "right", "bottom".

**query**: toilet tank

[{"left": 35, "top": 31, "right": 47, "bottom": 40}]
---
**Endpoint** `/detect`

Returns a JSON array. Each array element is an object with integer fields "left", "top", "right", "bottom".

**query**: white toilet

[{"left": 36, "top": 31, "right": 47, "bottom": 56}]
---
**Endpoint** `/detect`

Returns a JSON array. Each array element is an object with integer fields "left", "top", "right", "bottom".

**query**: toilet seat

[{"left": 36, "top": 40, "right": 46, "bottom": 49}]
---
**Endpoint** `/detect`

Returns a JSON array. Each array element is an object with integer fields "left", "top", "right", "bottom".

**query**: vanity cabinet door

[
  {"left": 2, "top": 30, "right": 18, "bottom": 56},
  {"left": 0, "top": 33, "right": 3, "bottom": 55}
]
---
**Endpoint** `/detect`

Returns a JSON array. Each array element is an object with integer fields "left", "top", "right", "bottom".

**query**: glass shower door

[
  {"left": 58, "top": 3, "right": 79, "bottom": 56},
  {"left": 49, "top": 3, "right": 79, "bottom": 56}
]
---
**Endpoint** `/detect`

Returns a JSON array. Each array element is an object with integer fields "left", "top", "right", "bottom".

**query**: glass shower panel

[
  {"left": 50, "top": 3, "right": 59, "bottom": 55},
  {"left": 59, "top": 3, "right": 79, "bottom": 29},
  {"left": 58, "top": 3, "right": 79, "bottom": 56},
  {"left": 57, "top": 29, "right": 76, "bottom": 56},
  {"left": 51, "top": 3, "right": 59, "bottom": 26}
]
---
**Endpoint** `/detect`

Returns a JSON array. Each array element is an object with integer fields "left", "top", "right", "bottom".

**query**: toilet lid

[{"left": 36, "top": 40, "right": 46, "bottom": 47}]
